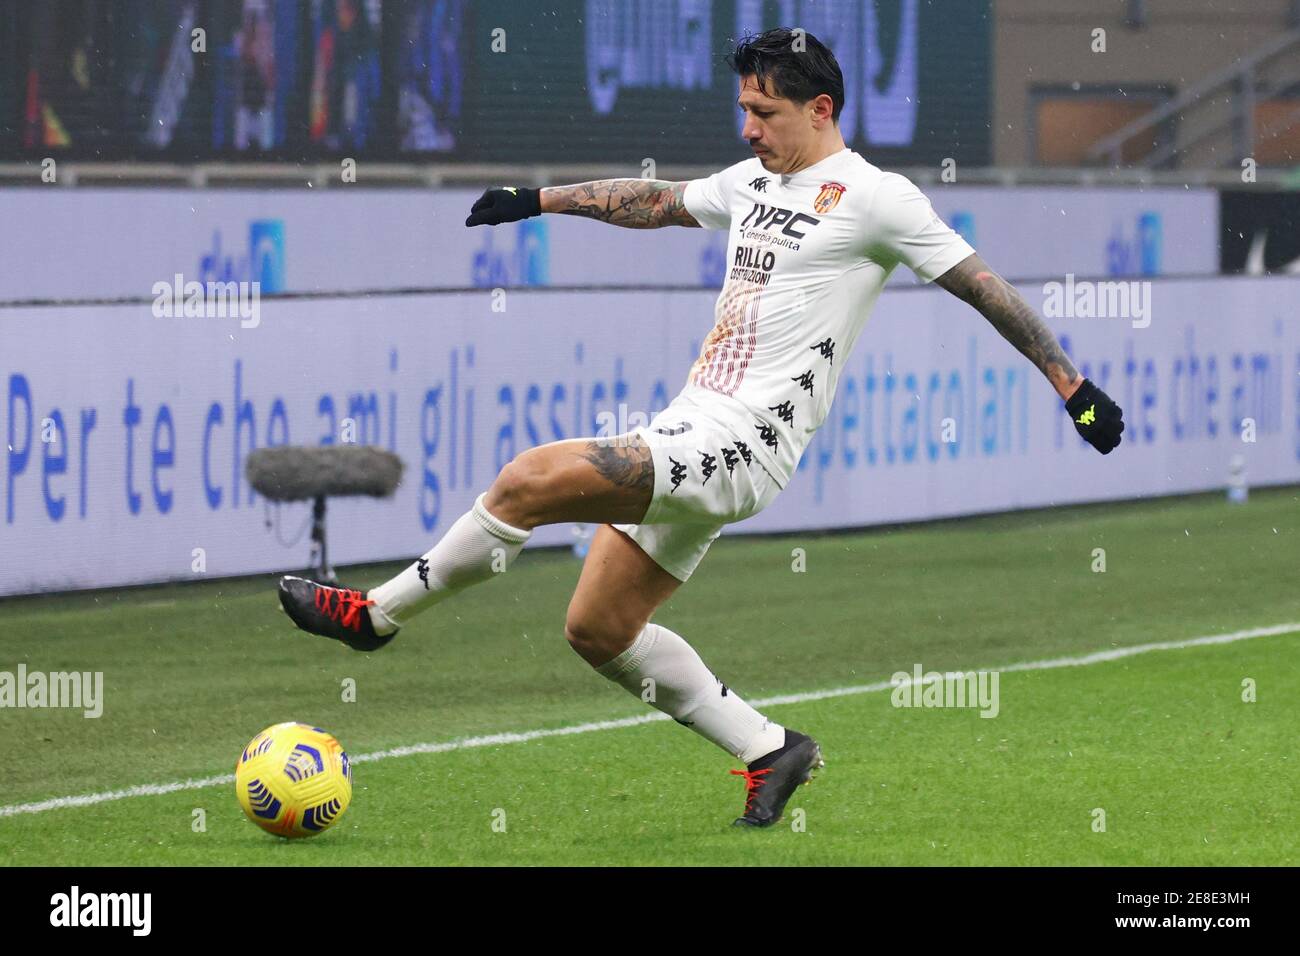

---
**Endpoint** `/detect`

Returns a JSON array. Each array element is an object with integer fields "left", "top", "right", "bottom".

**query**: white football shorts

[{"left": 609, "top": 397, "right": 781, "bottom": 582}]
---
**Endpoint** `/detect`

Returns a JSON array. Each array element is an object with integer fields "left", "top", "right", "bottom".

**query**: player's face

[{"left": 736, "top": 74, "right": 821, "bottom": 174}]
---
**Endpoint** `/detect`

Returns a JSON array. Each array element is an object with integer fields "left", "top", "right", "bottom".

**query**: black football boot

[
  {"left": 730, "top": 729, "right": 824, "bottom": 828},
  {"left": 278, "top": 576, "right": 395, "bottom": 652}
]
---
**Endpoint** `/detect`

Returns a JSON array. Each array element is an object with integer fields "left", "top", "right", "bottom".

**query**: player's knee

[
  {"left": 484, "top": 451, "right": 550, "bottom": 528},
  {"left": 562, "top": 615, "right": 602, "bottom": 655},
  {"left": 563, "top": 613, "right": 642, "bottom": 668}
]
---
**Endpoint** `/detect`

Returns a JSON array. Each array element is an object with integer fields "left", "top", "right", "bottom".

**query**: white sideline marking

[{"left": 2, "top": 622, "right": 1296, "bottom": 819}]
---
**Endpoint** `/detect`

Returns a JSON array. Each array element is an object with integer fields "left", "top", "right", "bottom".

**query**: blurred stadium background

[{"left": 0, "top": 1, "right": 1297, "bottom": 866}]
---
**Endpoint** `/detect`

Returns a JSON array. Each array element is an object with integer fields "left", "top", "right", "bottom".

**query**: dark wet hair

[{"left": 727, "top": 27, "right": 845, "bottom": 121}]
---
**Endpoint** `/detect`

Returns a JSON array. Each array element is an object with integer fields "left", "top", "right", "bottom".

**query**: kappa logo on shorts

[
  {"left": 792, "top": 369, "right": 815, "bottom": 395},
  {"left": 755, "top": 420, "right": 779, "bottom": 450},
  {"left": 667, "top": 456, "right": 688, "bottom": 493},
  {"left": 417, "top": 557, "right": 431, "bottom": 590},
  {"left": 734, "top": 440, "right": 753, "bottom": 465},
  {"left": 653, "top": 421, "right": 694, "bottom": 436},
  {"left": 721, "top": 446, "right": 738, "bottom": 476},
  {"left": 698, "top": 450, "right": 717, "bottom": 484}
]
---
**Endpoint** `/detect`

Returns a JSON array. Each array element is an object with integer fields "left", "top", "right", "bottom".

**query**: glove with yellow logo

[
  {"left": 465, "top": 186, "right": 542, "bottom": 227},
  {"left": 1065, "top": 378, "right": 1124, "bottom": 454}
]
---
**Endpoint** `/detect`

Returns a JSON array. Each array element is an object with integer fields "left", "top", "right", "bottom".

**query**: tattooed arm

[
  {"left": 934, "top": 253, "right": 1082, "bottom": 401},
  {"left": 540, "top": 180, "right": 701, "bottom": 229}
]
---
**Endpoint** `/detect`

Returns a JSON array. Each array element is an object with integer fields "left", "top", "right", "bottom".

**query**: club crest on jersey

[{"left": 813, "top": 181, "right": 847, "bottom": 214}]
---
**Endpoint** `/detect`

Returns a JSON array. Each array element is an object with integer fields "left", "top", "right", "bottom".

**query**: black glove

[
  {"left": 1065, "top": 378, "right": 1124, "bottom": 454},
  {"left": 465, "top": 186, "right": 542, "bottom": 227}
]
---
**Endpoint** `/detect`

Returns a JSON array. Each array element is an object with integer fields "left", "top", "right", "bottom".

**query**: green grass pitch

[{"left": 1, "top": 486, "right": 1297, "bottom": 865}]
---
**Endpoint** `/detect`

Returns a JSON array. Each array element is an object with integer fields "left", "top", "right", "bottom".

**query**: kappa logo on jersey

[
  {"left": 814, "top": 181, "right": 847, "bottom": 214},
  {"left": 748, "top": 176, "right": 770, "bottom": 193},
  {"left": 810, "top": 336, "right": 836, "bottom": 365},
  {"left": 698, "top": 450, "right": 718, "bottom": 484},
  {"left": 738, "top": 203, "right": 821, "bottom": 239},
  {"left": 417, "top": 557, "right": 430, "bottom": 590},
  {"left": 653, "top": 421, "right": 694, "bottom": 436},
  {"left": 667, "top": 456, "right": 688, "bottom": 493},
  {"left": 769, "top": 400, "right": 795, "bottom": 426},
  {"left": 792, "top": 369, "right": 815, "bottom": 394}
]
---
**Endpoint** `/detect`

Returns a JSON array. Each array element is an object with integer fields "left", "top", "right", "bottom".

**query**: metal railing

[
  {"left": 1, "top": 161, "right": 1298, "bottom": 190},
  {"left": 1085, "top": 29, "right": 1300, "bottom": 169}
]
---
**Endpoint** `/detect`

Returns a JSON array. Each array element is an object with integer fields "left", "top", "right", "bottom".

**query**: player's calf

[
  {"left": 365, "top": 491, "right": 533, "bottom": 636},
  {"left": 281, "top": 435, "right": 657, "bottom": 645}
]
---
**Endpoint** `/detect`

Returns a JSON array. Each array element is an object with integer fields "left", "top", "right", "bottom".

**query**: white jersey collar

[{"left": 779, "top": 146, "right": 853, "bottom": 186}]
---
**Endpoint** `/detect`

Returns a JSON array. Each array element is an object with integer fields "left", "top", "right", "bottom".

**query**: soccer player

[{"left": 280, "top": 28, "right": 1124, "bottom": 828}]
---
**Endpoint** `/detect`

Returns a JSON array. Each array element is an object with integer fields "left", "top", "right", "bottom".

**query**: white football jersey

[{"left": 679, "top": 147, "right": 975, "bottom": 488}]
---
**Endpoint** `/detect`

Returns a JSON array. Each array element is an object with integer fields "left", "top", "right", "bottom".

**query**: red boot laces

[
  {"left": 313, "top": 585, "right": 374, "bottom": 632},
  {"left": 730, "top": 767, "right": 773, "bottom": 812}
]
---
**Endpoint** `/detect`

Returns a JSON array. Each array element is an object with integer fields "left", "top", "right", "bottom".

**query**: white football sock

[
  {"left": 367, "top": 492, "right": 531, "bottom": 635},
  {"left": 596, "top": 622, "right": 785, "bottom": 763}
]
